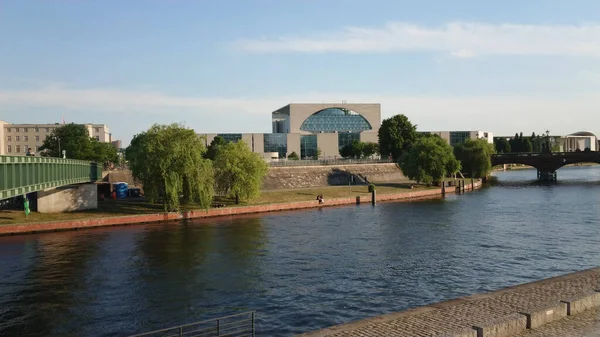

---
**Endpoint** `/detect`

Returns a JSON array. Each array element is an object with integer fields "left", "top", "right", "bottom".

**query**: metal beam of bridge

[
  {"left": 0, "top": 155, "right": 102, "bottom": 200},
  {"left": 491, "top": 151, "right": 600, "bottom": 181}
]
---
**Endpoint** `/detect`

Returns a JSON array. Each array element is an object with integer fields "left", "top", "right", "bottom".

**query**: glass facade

[
  {"left": 338, "top": 132, "right": 361, "bottom": 150},
  {"left": 300, "top": 135, "right": 318, "bottom": 159},
  {"left": 217, "top": 133, "right": 242, "bottom": 143},
  {"left": 264, "top": 133, "right": 287, "bottom": 158},
  {"left": 449, "top": 132, "right": 471, "bottom": 146},
  {"left": 300, "top": 108, "right": 372, "bottom": 133}
]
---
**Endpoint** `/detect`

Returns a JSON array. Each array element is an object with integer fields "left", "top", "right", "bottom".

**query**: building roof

[{"left": 567, "top": 131, "right": 597, "bottom": 137}]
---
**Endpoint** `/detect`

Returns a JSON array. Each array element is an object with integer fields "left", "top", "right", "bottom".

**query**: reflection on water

[{"left": 1, "top": 166, "right": 600, "bottom": 336}]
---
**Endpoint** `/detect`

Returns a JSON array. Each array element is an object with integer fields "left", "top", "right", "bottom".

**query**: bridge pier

[
  {"left": 37, "top": 183, "right": 98, "bottom": 213},
  {"left": 537, "top": 170, "right": 557, "bottom": 182}
]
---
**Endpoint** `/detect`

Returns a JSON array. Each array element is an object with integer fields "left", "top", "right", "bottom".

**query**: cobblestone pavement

[
  {"left": 298, "top": 268, "right": 600, "bottom": 337},
  {"left": 517, "top": 308, "right": 600, "bottom": 337}
]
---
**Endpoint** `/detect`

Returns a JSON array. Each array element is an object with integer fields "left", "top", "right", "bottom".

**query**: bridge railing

[
  {"left": 269, "top": 158, "right": 393, "bottom": 167},
  {"left": 491, "top": 151, "right": 598, "bottom": 158},
  {"left": 128, "top": 311, "right": 255, "bottom": 337},
  {"left": 0, "top": 155, "right": 102, "bottom": 200}
]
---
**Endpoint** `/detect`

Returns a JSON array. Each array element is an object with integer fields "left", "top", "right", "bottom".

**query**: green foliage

[
  {"left": 39, "top": 123, "right": 119, "bottom": 163},
  {"left": 204, "top": 136, "right": 227, "bottom": 160},
  {"left": 494, "top": 137, "right": 511, "bottom": 153},
  {"left": 362, "top": 142, "right": 379, "bottom": 158},
  {"left": 368, "top": 184, "right": 376, "bottom": 192},
  {"left": 399, "top": 135, "right": 461, "bottom": 186},
  {"left": 126, "top": 123, "right": 214, "bottom": 212},
  {"left": 378, "top": 114, "right": 418, "bottom": 160},
  {"left": 454, "top": 139, "right": 495, "bottom": 178},
  {"left": 315, "top": 147, "right": 322, "bottom": 160},
  {"left": 214, "top": 141, "right": 269, "bottom": 203},
  {"left": 509, "top": 133, "right": 534, "bottom": 153},
  {"left": 287, "top": 151, "right": 300, "bottom": 160}
]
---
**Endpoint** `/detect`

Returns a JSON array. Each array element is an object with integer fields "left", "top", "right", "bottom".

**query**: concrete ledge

[
  {"left": 561, "top": 290, "right": 600, "bottom": 315},
  {"left": 518, "top": 302, "right": 567, "bottom": 329},
  {"left": 472, "top": 313, "right": 527, "bottom": 337}
]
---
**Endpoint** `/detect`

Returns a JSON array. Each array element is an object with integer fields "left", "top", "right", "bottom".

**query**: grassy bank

[{"left": 0, "top": 182, "right": 449, "bottom": 225}]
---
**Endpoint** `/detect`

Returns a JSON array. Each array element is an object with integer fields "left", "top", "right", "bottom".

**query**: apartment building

[{"left": 0, "top": 121, "right": 111, "bottom": 156}]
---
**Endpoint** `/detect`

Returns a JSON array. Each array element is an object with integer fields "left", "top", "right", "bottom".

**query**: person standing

[{"left": 26, "top": 148, "right": 35, "bottom": 156}]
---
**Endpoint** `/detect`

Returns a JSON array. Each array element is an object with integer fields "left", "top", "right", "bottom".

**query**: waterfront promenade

[{"left": 299, "top": 267, "right": 600, "bottom": 337}]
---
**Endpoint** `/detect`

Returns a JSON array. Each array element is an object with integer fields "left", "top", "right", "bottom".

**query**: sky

[{"left": 1, "top": 0, "right": 600, "bottom": 145}]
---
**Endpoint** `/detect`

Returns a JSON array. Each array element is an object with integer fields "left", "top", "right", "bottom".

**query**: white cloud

[
  {"left": 1, "top": 85, "right": 599, "bottom": 136},
  {"left": 235, "top": 22, "right": 600, "bottom": 57}
]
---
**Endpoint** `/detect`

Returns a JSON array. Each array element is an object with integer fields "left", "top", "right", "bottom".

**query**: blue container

[{"left": 113, "top": 182, "right": 129, "bottom": 199}]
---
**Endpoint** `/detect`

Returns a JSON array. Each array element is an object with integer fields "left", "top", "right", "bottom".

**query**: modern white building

[
  {"left": 420, "top": 131, "right": 494, "bottom": 146},
  {"left": 1, "top": 121, "right": 111, "bottom": 156},
  {"left": 199, "top": 103, "right": 381, "bottom": 160},
  {"left": 560, "top": 131, "right": 597, "bottom": 152}
]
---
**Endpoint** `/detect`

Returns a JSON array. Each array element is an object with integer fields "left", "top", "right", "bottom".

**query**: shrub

[{"left": 368, "top": 184, "right": 376, "bottom": 192}]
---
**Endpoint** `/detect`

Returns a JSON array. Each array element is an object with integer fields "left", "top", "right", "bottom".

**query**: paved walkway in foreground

[
  {"left": 299, "top": 268, "right": 600, "bottom": 337},
  {"left": 517, "top": 307, "right": 600, "bottom": 337}
]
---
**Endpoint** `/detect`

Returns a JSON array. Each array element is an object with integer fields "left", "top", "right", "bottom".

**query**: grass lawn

[{"left": 0, "top": 181, "right": 453, "bottom": 225}]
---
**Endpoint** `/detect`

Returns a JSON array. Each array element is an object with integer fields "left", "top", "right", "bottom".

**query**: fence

[
  {"left": 269, "top": 158, "right": 393, "bottom": 167},
  {"left": 129, "top": 312, "right": 255, "bottom": 337}
]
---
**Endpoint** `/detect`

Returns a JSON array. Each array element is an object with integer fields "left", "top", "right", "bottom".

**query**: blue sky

[{"left": 1, "top": 0, "right": 600, "bottom": 145}]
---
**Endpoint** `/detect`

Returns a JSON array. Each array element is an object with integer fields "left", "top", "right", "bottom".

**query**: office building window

[
  {"left": 6, "top": 136, "right": 11, "bottom": 141},
  {"left": 24, "top": 145, "right": 28, "bottom": 153},
  {"left": 35, "top": 146, "right": 40, "bottom": 152},
  {"left": 300, "top": 108, "right": 372, "bottom": 133},
  {"left": 338, "top": 132, "right": 361, "bottom": 150},
  {"left": 24, "top": 136, "right": 28, "bottom": 141},
  {"left": 16, "top": 145, "right": 21, "bottom": 153},
  {"left": 35, "top": 127, "right": 39, "bottom": 132},
  {"left": 7, "top": 145, "right": 11, "bottom": 153},
  {"left": 300, "top": 135, "right": 318, "bottom": 159},
  {"left": 23, "top": 128, "right": 28, "bottom": 132},
  {"left": 45, "top": 128, "right": 50, "bottom": 132},
  {"left": 35, "top": 136, "right": 39, "bottom": 141},
  {"left": 449, "top": 132, "right": 471, "bottom": 146},
  {"left": 95, "top": 136, "right": 100, "bottom": 141},
  {"left": 264, "top": 134, "right": 287, "bottom": 159},
  {"left": 217, "top": 133, "right": 242, "bottom": 143},
  {"left": 15, "top": 136, "right": 20, "bottom": 141},
  {"left": 95, "top": 127, "right": 100, "bottom": 133},
  {"left": 7, "top": 128, "right": 11, "bottom": 132}
]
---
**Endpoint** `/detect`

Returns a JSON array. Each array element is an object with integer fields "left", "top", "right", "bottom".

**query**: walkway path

[
  {"left": 298, "top": 267, "right": 600, "bottom": 337},
  {"left": 517, "top": 307, "right": 600, "bottom": 337}
]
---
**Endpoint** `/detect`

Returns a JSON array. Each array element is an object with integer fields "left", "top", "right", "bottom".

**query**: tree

[
  {"left": 89, "top": 140, "right": 119, "bottom": 165},
  {"left": 522, "top": 137, "right": 533, "bottom": 152},
  {"left": 378, "top": 114, "right": 418, "bottom": 160},
  {"left": 214, "top": 141, "right": 269, "bottom": 204},
  {"left": 40, "top": 123, "right": 92, "bottom": 159},
  {"left": 126, "top": 124, "right": 214, "bottom": 211},
  {"left": 340, "top": 144, "right": 354, "bottom": 158},
  {"left": 204, "top": 136, "right": 227, "bottom": 160},
  {"left": 287, "top": 151, "right": 299, "bottom": 160},
  {"left": 454, "top": 139, "right": 495, "bottom": 178},
  {"left": 362, "top": 142, "right": 379, "bottom": 158},
  {"left": 494, "top": 138, "right": 511, "bottom": 153},
  {"left": 315, "top": 147, "right": 322, "bottom": 160},
  {"left": 398, "top": 135, "right": 461, "bottom": 186}
]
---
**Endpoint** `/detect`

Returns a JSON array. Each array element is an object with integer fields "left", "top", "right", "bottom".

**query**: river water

[{"left": 1, "top": 166, "right": 600, "bottom": 336}]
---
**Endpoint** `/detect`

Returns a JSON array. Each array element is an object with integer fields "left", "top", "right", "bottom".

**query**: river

[{"left": 1, "top": 166, "right": 600, "bottom": 336}]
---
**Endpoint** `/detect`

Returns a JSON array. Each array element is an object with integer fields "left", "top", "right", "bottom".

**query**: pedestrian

[{"left": 26, "top": 148, "right": 35, "bottom": 156}]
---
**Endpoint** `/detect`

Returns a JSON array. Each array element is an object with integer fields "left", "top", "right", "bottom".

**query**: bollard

[
  {"left": 471, "top": 178, "right": 474, "bottom": 190},
  {"left": 371, "top": 190, "right": 376, "bottom": 206},
  {"left": 356, "top": 196, "right": 360, "bottom": 205},
  {"left": 442, "top": 182, "right": 446, "bottom": 197}
]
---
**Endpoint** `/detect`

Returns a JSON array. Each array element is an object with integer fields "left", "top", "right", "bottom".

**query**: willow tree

[
  {"left": 214, "top": 141, "right": 269, "bottom": 204},
  {"left": 399, "top": 134, "right": 461, "bottom": 186},
  {"left": 126, "top": 124, "right": 214, "bottom": 211},
  {"left": 454, "top": 138, "right": 495, "bottom": 178}
]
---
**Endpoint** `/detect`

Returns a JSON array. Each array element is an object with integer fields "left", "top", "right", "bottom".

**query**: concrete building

[
  {"left": 199, "top": 103, "right": 381, "bottom": 160},
  {"left": 560, "top": 131, "right": 597, "bottom": 152},
  {"left": 420, "top": 130, "right": 494, "bottom": 147},
  {"left": 1, "top": 122, "right": 111, "bottom": 156}
]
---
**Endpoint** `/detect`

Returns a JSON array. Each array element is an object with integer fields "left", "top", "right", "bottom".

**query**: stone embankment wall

[
  {"left": 299, "top": 267, "right": 600, "bottom": 337},
  {"left": 263, "top": 163, "right": 407, "bottom": 190}
]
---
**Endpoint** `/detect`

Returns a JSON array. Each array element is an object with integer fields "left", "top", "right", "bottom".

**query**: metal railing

[
  {"left": 269, "top": 158, "right": 393, "bottom": 167},
  {"left": 128, "top": 311, "right": 255, "bottom": 337},
  {"left": 0, "top": 155, "right": 102, "bottom": 200}
]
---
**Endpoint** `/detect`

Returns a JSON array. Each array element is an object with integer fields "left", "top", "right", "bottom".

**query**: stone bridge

[{"left": 491, "top": 151, "right": 600, "bottom": 181}]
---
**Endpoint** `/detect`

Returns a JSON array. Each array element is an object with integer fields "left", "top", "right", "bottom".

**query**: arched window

[{"left": 300, "top": 108, "right": 372, "bottom": 133}]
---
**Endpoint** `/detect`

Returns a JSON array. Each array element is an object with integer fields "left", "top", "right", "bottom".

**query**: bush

[
  {"left": 584, "top": 147, "right": 591, "bottom": 152},
  {"left": 368, "top": 184, "right": 376, "bottom": 192}
]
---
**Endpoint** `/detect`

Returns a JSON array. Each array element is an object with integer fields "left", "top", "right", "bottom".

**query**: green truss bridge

[{"left": 0, "top": 155, "right": 102, "bottom": 201}]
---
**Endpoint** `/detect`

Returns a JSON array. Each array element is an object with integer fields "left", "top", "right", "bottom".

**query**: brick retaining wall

[{"left": 0, "top": 181, "right": 482, "bottom": 236}]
